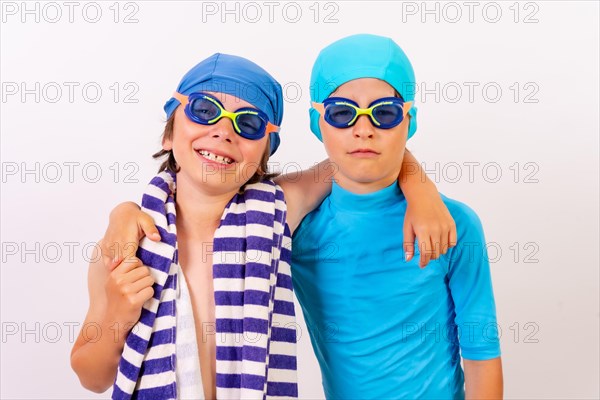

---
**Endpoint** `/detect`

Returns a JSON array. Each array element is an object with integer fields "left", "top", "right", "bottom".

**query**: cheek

[
  {"left": 239, "top": 137, "right": 268, "bottom": 165},
  {"left": 321, "top": 125, "right": 346, "bottom": 159},
  {"left": 171, "top": 110, "right": 201, "bottom": 146},
  {"left": 381, "top": 125, "right": 408, "bottom": 162},
  {"left": 169, "top": 125, "right": 194, "bottom": 155}
]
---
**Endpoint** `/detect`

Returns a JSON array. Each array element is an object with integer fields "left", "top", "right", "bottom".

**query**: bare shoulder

[{"left": 272, "top": 179, "right": 302, "bottom": 235}]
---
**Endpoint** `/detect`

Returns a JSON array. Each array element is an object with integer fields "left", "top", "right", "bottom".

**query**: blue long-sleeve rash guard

[{"left": 291, "top": 181, "right": 501, "bottom": 399}]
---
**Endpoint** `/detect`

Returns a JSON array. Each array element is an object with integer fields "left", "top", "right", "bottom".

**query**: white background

[{"left": 1, "top": 1, "right": 598, "bottom": 399}]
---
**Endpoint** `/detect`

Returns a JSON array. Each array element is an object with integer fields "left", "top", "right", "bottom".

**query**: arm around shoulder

[{"left": 275, "top": 159, "right": 333, "bottom": 234}]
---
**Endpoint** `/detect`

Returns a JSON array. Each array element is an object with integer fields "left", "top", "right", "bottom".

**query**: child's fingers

[
  {"left": 124, "top": 265, "right": 152, "bottom": 283},
  {"left": 449, "top": 223, "right": 458, "bottom": 248},
  {"left": 437, "top": 232, "right": 444, "bottom": 258},
  {"left": 430, "top": 230, "right": 442, "bottom": 260},
  {"left": 440, "top": 232, "right": 449, "bottom": 256},
  {"left": 112, "top": 256, "right": 143, "bottom": 275},
  {"left": 418, "top": 237, "right": 432, "bottom": 268},
  {"left": 99, "top": 238, "right": 121, "bottom": 263},
  {"left": 139, "top": 213, "right": 160, "bottom": 242},
  {"left": 127, "top": 275, "right": 155, "bottom": 294},
  {"left": 121, "top": 241, "right": 140, "bottom": 260},
  {"left": 105, "top": 255, "right": 123, "bottom": 271},
  {"left": 133, "top": 286, "right": 155, "bottom": 305},
  {"left": 403, "top": 221, "right": 415, "bottom": 262},
  {"left": 441, "top": 223, "right": 454, "bottom": 255}
]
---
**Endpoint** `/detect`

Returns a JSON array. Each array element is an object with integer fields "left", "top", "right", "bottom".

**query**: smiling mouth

[{"left": 197, "top": 149, "right": 235, "bottom": 165}]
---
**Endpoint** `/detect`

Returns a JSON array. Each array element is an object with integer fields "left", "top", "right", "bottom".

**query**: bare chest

[{"left": 178, "top": 239, "right": 217, "bottom": 398}]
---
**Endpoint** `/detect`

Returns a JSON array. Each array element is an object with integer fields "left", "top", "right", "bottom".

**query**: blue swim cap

[
  {"left": 309, "top": 34, "right": 418, "bottom": 141},
  {"left": 164, "top": 53, "right": 283, "bottom": 155}
]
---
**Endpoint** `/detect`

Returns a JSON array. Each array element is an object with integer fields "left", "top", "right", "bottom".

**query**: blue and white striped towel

[{"left": 111, "top": 170, "right": 298, "bottom": 399}]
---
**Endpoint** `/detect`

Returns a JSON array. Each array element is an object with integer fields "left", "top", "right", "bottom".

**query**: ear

[
  {"left": 162, "top": 111, "right": 176, "bottom": 151},
  {"left": 162, "top": 135, "right": 173, "bottom": 151}
]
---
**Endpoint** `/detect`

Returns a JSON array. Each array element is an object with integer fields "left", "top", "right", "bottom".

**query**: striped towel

[{"left": 111, "top": 170, "right": 298, "bottom": 399}]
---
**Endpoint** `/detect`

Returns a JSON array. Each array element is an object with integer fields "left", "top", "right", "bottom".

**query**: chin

[
  {"left": 220, "top": 173, "right": 252, "bottom": 190},
  {"left": 344, "top": 170, "right": 386, "bottom": 184},
  {"left": 186, "top": 169, "right": 243, "bottom": 194},
  {"left": 353, "top": 175, "right": 386, "bottom": 185},
  {"left": 340, "top": 163, "right": 400, "bottom": 187}
]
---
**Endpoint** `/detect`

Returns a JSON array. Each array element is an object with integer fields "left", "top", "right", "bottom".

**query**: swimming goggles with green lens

[
  {"left": 312, "top": 97, "right": 413, "bottom": 129},
  {"left": 174, "top": 91, "right": 279, "bottom": 140}
]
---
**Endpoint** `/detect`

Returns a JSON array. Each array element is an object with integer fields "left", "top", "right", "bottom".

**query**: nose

[
  {"left": 352, "top": 114, "right": 375, "bottom": 139},
  {"left": 210, "top": 116, "right": 236, "bottom": 143}
]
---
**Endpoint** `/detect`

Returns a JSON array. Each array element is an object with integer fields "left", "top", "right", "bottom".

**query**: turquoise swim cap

[{"left": 309, "top": 34, "right": 418, "bottom": 141}]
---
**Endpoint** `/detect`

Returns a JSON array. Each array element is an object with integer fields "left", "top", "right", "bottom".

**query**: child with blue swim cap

[
  {"left": 71, "top": 53, "right": 302, "bottom": 399},
  {"left": 292, "top": 34, "right": 503, "bottom": 399},
  {"left": 73, "top": 48, "right": 463, "bottom": 398}
]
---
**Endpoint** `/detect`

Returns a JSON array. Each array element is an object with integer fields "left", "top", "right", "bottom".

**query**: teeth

[{"left": 198, "top": 150, "right": 233, "bottom": 165}]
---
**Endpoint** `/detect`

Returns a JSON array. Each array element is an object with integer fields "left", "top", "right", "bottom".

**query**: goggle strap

[
  {"left": 266, "top": 122, "right": 280, "bottom": 135},
  {"left": 173, "top": 92, "right": 189, "bottom": 106},
  {"left": 312, "top": 101, "right": 325, "bottom": 115}
]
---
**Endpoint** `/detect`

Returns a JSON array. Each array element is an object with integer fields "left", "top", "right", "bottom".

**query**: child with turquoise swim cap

[
  {"left": 85, "top": 48, "right": 461, "bottom": 398},
  {"left": 292, "top": 33, "right": 503, "bottom": 398}
]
